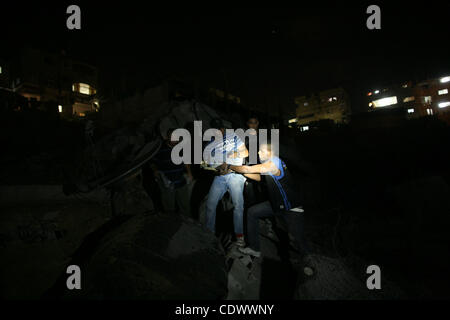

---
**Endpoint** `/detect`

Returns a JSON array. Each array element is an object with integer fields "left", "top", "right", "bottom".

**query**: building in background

[
  {"left": 11, "top": 47, "right": 99, "bottom": 117},
  {"left": 366, "top": 75, "right": 450, "bottom": 121},
  {"left": 294, "top": 87, "right": 351, "bottom": 131}
]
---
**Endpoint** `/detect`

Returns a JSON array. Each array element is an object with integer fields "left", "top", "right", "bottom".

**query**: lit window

[
  {"left": 371, "top": 96, "right": 398, "bottom": 108},
  {"left": 403, "top": 96, "right": 415, "bottom": 102},
  {"left": 288, "top": 118, "right": 298, "bottom": 124},
  {"left": 438, "top": 101, "right": 450, "bottom": 108},
  {"left": 402, "top": 83, "right": 408, "bottom": 88},
  {"left": 438, "top": 89, "right": 448, "bottom": 95},
  {"left": 424, "top": 96, "right": 432, "bottom": 104},
  {"left": 374, "top": 90, "right": 380, "bottom": 94},
  {"left": 367, "top": 92, "right": 372, "bottom": 96},
  {"left": 327, "top": 97, "right": 337, "bottom": 102},
  {"left": 407, "top": 108, "right": 414, "bottom": 114},
  {"left": 79, "top": 83, "right": 91, "bottom": 95},
  {"left": 440, "top": 76, "right": 450, "bottom": 83},
  {"left": 72, "top": 83, "right": 96, "bottom": 95},
  {"left": 304, "top": 102, "right": 309, "bottom": 106},
  {"left": 0, "top": 65, "right": 2, "bottom": 74},
  {"left": 301, "top": 126, "right": 309, "bottom": 131},
  {"left": 58, "top": 105, "right": 62, "bottom": 113},
  {"left": 426, "top": 108, "right": 433, "bottom": 115}
]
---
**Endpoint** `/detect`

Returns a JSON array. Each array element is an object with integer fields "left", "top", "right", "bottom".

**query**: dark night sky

[{"left": 2, "top": 1, "right": 450, "bottom": 114}]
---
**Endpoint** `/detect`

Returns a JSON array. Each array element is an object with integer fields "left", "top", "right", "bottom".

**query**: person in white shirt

[{"left": 204, "top": 119, "right": 248, "bottom": 247}]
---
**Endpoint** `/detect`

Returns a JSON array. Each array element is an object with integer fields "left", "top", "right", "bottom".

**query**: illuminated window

[
  {"left": 438, "top": 101, "right": 450, "bottom": 108},
  {"left": 438, "top": 89, "right": 448, "bottom": 95},
  {"left": 0, "top": 66, "right": 2, "bottom": 74},
  {"left": 402, "top": 83, "right": 408, "bottom": 88},
  {"left": 374, "top": 90, "right": 380, "bottom": 94},
  {"left": 426, "top": 108, "right": 433, "bottom": 115},
  {"left": 304, "top": 102, "right": 309, "bottom": 106},
  {"left": 328, "top": 97, "right": 337, "bottom": 102},
  {"left": 288, "top": 118, "right": 298, "bottom": 124},
  {"left": 403, "top": 96, "right": 415, "bottom": 102},
  {"left": 371, "top": 96, "right": 398, "bottom": 108},
  {"left": 301, "top": 126, "right": 309, "bottom": 131},
  {"left": 58, "top": 105, "right": 62, "bottom": 113},
  {"left": 79, "top": 83, "right": 91, "bottom": 95},
  {"left": 440, "top": 76, "right": 450, "bottom": 83},
  {"left": 72, "top": 83, "right": 96, "bottom": 95},
  {"left": 367, "top": 92, "right": 372, "bottom": 96},
  {"left": 424, "top": 96, "right": 432, "bottom": 104},
  {"left": 407, "top": 108, "right": 414, "bottom": 114}
]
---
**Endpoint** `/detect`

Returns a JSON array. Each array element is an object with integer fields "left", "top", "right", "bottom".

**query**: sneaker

[
  {"left": 238, "top": 246, "right": 261, "bottom": 258},
  {"left": 235, "top": 237, "right": 245, "bottom": 248}
]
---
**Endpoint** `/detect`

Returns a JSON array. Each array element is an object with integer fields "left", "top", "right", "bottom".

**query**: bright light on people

[
  {"left": 438, "top": 101, "right": 450, "bottom": 108},
  {"left": 371, "top": 96, "right": 398, "bottom": 108},
  {"left": 440, "top": 76, "right": 450, "bottom": 83}
]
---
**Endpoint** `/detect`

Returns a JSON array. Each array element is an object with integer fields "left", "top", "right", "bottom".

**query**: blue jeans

[{"left": 205, "top": 173, "right": 246, "bottom": 234}]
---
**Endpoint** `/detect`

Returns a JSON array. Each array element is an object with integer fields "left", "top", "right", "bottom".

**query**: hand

[{"left": 217, "top": 163, "right": 230, "bottom": 175}]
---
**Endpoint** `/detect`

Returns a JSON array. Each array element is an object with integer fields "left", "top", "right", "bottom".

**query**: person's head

[
  {"left": 165, "top": 128, "right": 178, "bottom": 146},
  {"left": 258, "top": 143, "right": 273, "bottom": 162},
  {"left": 209, "top": 118, "right": 225, "bottom": 135},
  {"left": 247, "top": 115, "right": 259, "bottom": 131}
]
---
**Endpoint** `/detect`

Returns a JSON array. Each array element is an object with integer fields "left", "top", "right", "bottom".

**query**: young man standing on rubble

[
  {"left": 204, "top": 119, "right": 249, "bottom": 247},
  {"left": 228, "top": 143, "right": 315, "bottom": 276}
]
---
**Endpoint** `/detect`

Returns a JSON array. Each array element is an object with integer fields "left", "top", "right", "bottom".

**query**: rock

[
  {"left": 294, "top": 255, "right": 404, "bottom": 300},
  {"left": 64, "top": 213, "right": 228, "bottom": 300}
]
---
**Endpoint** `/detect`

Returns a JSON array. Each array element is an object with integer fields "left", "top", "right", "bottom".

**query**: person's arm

[
  {"left": 185, "top": 164, "right": 193, "bottom": 183},
  {"left": 228, "top": 143, "right": 249, "bottom": 159},
  {"left": 229, "top": 160, "right": 280, "bottom": 176}
]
